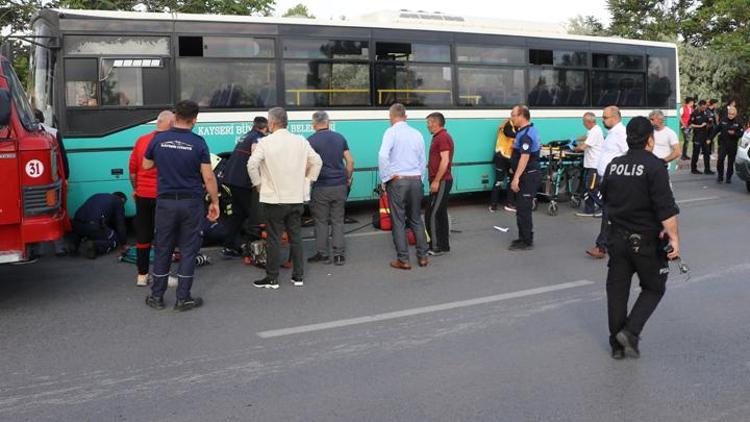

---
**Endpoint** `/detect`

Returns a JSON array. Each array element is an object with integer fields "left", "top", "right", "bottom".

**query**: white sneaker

[
  {"left": 136, "top": 274, "right": 149, "bottom": 287},
  {"left": 575, "top": 212, "right": 595, "bottom": 217},
  {"left": 504, "top": 205, "right": 517, "bottom": 213},
  {"left": 291, "top": 277, "right": 304, "bottom": 287},
  {"left": 593, "top": 212, "right": 603, "bottom": 218},
  {"left": 168, "top": 275, "right": 178, "bottom": 288}
]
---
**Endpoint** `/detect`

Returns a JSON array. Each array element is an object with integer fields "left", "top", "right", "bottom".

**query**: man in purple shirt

[{"left": 378, "top": 103, "right": 429, "bottom": 270}]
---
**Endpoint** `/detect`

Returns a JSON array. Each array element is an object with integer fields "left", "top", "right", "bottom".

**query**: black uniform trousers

[
  {"left": 72, "top": 220, "right": 118, "bottom": 254},
  {"left": 717, "top": 139, "right": 738, "bottom": 181},
  {"left": 151, "top": 198, "right": 203, "bottom": 301},
  {"left": 691, "top": 136, "right": 711, "bottom": 172},
  {"left": 606, "top": 228, "right": 668, "bottom": 348},
  {"left": 425, "top": 179, "right": 452, "bottom": 252},
  {"left": 516, "top": 169, "right": 542, "bottom": 244},
  {"left": 134, "top": 196, "right": 157, "bottom": 276},
  {"left": 262, "top": 203, "right": 304, "bottom": 280},
  {"left": 224, "top": 185, "right": 260, "bottom": 251},
  {"left": 490, "top": 154, "right": 513, "bottom": 207}
]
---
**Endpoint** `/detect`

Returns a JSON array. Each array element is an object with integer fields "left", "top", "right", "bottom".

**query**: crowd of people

[
  {"left": 64, "top": 96, "right": 747, "bottom": 361},
  {"left": 679, "top": 96, "right": 746, "bottom": 182},
  {"left": 67, "top": 97, "right": 746, "bottom": 358}
]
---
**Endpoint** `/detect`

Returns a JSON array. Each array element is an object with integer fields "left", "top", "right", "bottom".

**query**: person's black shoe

[
  {"left": 704, "top": 170, "right": 715, "bottom": 175},
  {"left": 291, "top": 276, "right": 304, "bottom": 287},
  {"left": 717, "top": 177, "right": 723, "bottom": 183},
  {"left": 307, "top": 252, "right": 331, "bottom": 264},
  {"left": 333, "top": 255, "right": 345, "bottom": 266},
  {"left": 691, "top": 169, "right": 702, "bottom": 175},
  {"left": 253, "top": 277, "right": 279, "bottom": 289},
  {"left": 427, "top": 249, "right": 445, "bottom": 256},
  {"left": 615, "top": 330, "right": 640, "bottom": 359},
  {"left": 508, "top": 240, "right": 533, "bottom": 251},
  {"left": 82, "top": 239, "right": 97, "bottom": 260},
  {"left": 221, "top": 247, "right": 242, "bottom": 259},
  {"left": 145, "top": 295, "right": 165, "bottom": 310},
  {"left": 611, "top": 347, "right": 625, "bottom": 360},
  {"left": 726, "top": 178, "right": 732, "bottom": 184},
  {"left": 174, "top": 297, "right": 203, "bottom": 312}
]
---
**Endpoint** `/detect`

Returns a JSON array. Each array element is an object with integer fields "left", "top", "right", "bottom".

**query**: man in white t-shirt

[
  {"left": 649, "top": 109, "right": 682, "bottom": 164},
  {"left": 574, "top": 112, "right": 605, "bottom": 216},
  {"left": 587, "top": 106, "right": 628, "bottom": 259}
]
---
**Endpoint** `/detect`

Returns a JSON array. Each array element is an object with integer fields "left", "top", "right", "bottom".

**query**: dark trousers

[
  {"left": 386, "top": 178, "right": 428, "bottom": 263},
  {"left": 151, "top": 198, "right": 203, "bottom": 301},
  {"left": 516, "top": 170, "right": 541, "bottom": 245},
  {"left": 263, "top": 203, "right": 304, "bottom": 280},
  {"left": 72, "top": 220, "right": 117, "bottom": 254},
  {"left": 134, "top": 196, "right": 156, "bottom": 276},
  {"left": 224, "top": 186, "right": 259, "bottom": 250},
  {"left": 606, "top": 229, "right": 668, "bottom": 347},
  {"left": 691, "top": 138, "right": 711, "bottom": 172},
  {"left": 490, "top": 154, "right": 512, "bottom": 207},
  {"left": 425, "top": 179, "right": 452, "bottom": 252},
  {"left": 582, "top": 168, "right": 601, "bottom": 214},
  {"left": 311, "top": 184, "right": 348, "bottom": 257},
  {"left": 717, "top": 139, "right": 738, "bottom": 181},
  {"left": 596, "top": 207, "right": 609, "bottom": 251}
]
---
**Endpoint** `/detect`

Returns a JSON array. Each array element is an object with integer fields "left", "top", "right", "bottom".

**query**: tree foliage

[
  {"left": 282, "top": 3, "right": 314, "bottom": 18},
  {"left": 568, "top": 0, "right": 750, "bottom": 109},
  {"left": 566, "top": 15, "right": 607, "bottom": 36}
]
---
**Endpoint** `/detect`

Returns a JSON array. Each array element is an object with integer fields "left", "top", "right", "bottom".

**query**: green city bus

[{"left": 28, "top": 9, "right": 680, "bottom": 216}]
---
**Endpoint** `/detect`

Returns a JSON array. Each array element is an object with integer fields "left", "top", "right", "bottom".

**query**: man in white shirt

[
  {"left": 649, "top": 109, "right": 682, "bottom": 164},
  {"left": 574, "top": 112, "right": 605, "bottom": 217},
  {"left": 247, "top": 107, "right": 322, "bottom": 290},
  {"left": 587, "top": 106, "right": 628, "bottom": 259},
  {"left": 378, "top": 103, "right": 429, "bottom": 270}
]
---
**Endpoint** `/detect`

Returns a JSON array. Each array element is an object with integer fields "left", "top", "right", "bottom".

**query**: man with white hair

[
  {"left": 129, "top": 109, "right": 174, "bottom": 286},
  {"left": 716, "top": 106, "right": 743, "bottom": 183},
  {"left": 649, "top": 109, "right": 681, "bottom": 165},
  {"left": 307, "top": 110, "right": 355, "bottom": 266},
  {"left": 248, "top": 107, "right": 322, "bottom": 289}
]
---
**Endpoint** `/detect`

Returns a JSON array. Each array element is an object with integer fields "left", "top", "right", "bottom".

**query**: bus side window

[
  {"left": 100, "top": 58, "right": 170, "bottom": 106},
  {"left": 64, "top": 58, "right": 98, "bottom": 107}
]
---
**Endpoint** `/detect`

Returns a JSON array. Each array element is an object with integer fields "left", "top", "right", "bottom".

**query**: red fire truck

[{"left": 0, "top": 54, "right": 68, "bottom": 264}]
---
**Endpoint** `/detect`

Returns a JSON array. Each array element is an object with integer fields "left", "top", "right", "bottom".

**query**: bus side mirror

[{"left": 0, "top": 88, "right": 11, "bottom": 127}]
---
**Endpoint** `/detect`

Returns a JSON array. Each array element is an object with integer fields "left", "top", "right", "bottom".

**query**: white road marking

[
  {"left": 676, "top": 196, "right": 719, "bottom": 204},
  {"left": 257, "top": 280, "right": 595, "bottom": 338}
]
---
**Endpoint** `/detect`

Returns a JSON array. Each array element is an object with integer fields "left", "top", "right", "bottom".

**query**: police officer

[
  {"left": 221, "top": 116, "right": 268, "bottom": 257},
  {"left": 508, "top": 105, "right": 542, "bottom": 251},
  {"left": 690, "top": 100, "right": 712, "bottom": 174},
  {"left": 716, "top": 106, "right": 743, "bottom": 184},
  {"left": 143, "top": 100, "right": 220, "bottom": 312},
  {"left": 72, "top": 192, "right": 128, "bottom": 259},
  {"left": 600, "top": 116, "right": 681, "bottom": 359}
]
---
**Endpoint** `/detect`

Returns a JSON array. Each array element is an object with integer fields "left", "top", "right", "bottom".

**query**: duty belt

[{"left": 158, "top": 193, "right": 199, "bottom": 200}]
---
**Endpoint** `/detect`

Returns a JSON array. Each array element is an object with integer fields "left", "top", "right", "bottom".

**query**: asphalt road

[{"left": 2, "top": 168, "right": 749, "bottom": 422}]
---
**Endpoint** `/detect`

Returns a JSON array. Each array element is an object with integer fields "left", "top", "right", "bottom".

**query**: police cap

[{"left": 626, "top": 116, "right": 653, "bottom": 149}]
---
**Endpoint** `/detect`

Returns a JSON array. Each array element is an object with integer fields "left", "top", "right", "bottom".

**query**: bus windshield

[{"left": 2, "top": 59, "right": 37, "bottom": 131}]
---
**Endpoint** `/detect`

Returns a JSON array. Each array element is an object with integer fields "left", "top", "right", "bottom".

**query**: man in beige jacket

[{"left": 248, "top": 107, "right": 322, "bottom": 289}]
